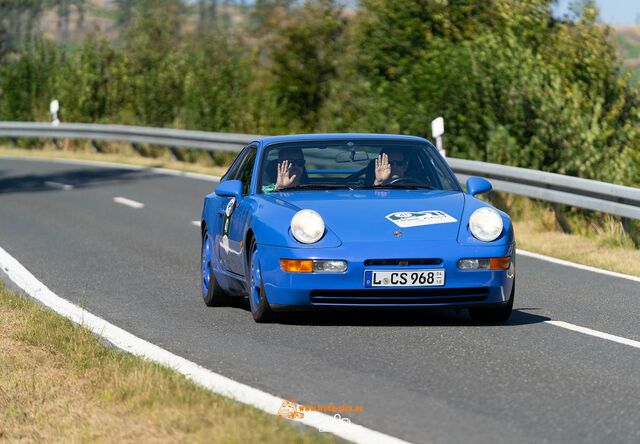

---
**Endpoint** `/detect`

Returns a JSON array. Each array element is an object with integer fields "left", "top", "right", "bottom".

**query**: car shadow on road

[
  {"left": 0, "top": 167, "right": 165, "bottom": 194},
  {"left": 256, "top": 306, "right": 550, "bottom": 327}
]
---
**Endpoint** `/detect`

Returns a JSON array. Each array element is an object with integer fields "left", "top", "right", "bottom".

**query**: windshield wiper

[{"left": 281, "top": 184, "right": 353, "bottom": 191}]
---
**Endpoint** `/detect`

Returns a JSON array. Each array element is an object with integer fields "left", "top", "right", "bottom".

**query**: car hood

[{"left": 269, "top": 189, "right": 465, "bottom": 243}]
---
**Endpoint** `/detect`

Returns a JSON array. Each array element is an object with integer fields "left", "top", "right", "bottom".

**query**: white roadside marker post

[
  {"left": 431, "top": 116, "right": 445, "bottom": 158},
  {"left": 49, "top": 99, "right": 61, "bottom": 150}
]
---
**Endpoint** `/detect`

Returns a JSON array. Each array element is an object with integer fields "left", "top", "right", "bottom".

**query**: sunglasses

[
  {"left": 284, "top": 159, "right": 306, "bottom": 167},
  {"left": 389, "top": 160, "right": 407, "bottom": 167}
]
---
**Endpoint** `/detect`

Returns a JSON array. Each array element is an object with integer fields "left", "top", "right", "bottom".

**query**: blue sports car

[{"left": 200, "top": 134, "right": 515, "bottom": 323}]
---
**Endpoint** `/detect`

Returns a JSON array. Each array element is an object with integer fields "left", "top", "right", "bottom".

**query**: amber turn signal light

[
  {"left": 280, "top": 259, "right": 313, "bottom": 273},
  {"left": 489, "top": 257, "right": 511, "bottom": 270}
]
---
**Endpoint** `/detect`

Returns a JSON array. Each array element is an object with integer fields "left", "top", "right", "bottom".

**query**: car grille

[
  {"left": 309, "top": 288, "right": 489, "bottom": 305},
  {"left": 363, "top": 258, "right": 443, "bottom": 266}
]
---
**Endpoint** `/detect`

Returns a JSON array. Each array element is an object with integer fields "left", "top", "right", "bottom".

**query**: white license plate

[{"left": 364, "top": 269, "right": 445, "bottom": 287}]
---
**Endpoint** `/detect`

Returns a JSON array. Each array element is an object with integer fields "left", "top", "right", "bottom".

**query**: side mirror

[
  {"left": 466, "top": 177, "right": 492, "bottom": 196},
  {"left": 215, "top": 180, "right": 243, "bottom": 200}
]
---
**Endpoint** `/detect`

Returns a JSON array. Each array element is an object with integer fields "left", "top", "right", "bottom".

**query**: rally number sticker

[{"left": 386, "top": 210, "right": 457, "bottom": 228}]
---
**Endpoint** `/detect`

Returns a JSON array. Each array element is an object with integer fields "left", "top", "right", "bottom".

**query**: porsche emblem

[{"left": 393, "top": 230, "right": 403, "bottom": 237}]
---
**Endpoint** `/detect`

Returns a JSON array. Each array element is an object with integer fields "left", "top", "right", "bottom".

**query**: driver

[
  {"left": 374, "top": 149, "right": 408, "bottom": 186},
  {"left": 262, "top": 147, "right": 307, "bottom": 192}
]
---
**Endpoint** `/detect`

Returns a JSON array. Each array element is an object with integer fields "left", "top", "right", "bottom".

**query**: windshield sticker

[{"left": 386, "top": 210, "right": 457, "bottom": 228}]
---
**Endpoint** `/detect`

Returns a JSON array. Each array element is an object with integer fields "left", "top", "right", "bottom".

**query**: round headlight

[
  {"left": 469, "top": 207, "right": 503, "bottom": 242},
  {"left": 291, "top": 209, "right": 325, "bottom": 244}
]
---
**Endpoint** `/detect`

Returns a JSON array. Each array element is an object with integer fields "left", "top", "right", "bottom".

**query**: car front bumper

[{"left": 257, "top": 240, "right": 516, "bottom": 310}]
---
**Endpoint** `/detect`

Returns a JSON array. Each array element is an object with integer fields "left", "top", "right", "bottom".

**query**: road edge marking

[
  {"left": 516, "top": 249, "right": 640, "bottom": 284},
  {"left": 545, "top": 321, "right": 640, "bottom": 349},
  {"left": 0, "top": 245, "right": 412, "bottom": 444}
]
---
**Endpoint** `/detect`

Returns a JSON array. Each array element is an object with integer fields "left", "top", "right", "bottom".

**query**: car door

[
  {"left": 213, "top": 147, "right": 250, "bottom": 273},
  {"left": 220, "top": 145, "right": 257, "bottom": 276}
]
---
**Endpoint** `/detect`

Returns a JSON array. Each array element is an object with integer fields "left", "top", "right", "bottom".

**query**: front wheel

[
  {"left": 201, "top": 230, "right": 232, "bottom": 307},
  {"left": 469, "top": 283, "right": 514, "bottom": 324},
  {"left": 248, "top": 241, "right": 277, "bottom": 323}
]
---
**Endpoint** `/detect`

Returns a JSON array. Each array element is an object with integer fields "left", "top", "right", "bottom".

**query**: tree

[
  {"left": 270, "top": 0, "right": 346, "bottom": 131},
  {"left": 0, "top": 0, "right": 46, "bottom": 58},
  {"left": 197, "top": 0, "right": 218, "bottom": 32}
]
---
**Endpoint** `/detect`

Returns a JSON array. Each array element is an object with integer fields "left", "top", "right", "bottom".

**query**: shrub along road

[{"left": 0, "top": 157, "right": 639, "bottom": 444}]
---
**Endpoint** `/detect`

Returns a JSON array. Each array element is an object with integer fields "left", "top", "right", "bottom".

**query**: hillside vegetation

[
  {"left": 612, "top": 25, "right": 640, "bottom": 84},
  {"left": 0, "top": 0, "right": 639, "bottom": 189}
]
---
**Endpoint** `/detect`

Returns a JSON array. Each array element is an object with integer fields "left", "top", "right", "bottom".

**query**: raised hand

[
  {"left": 374, "top": 153, "right": 391, "bottom": 185},
  {"left": 275, "top": 160, "right": 298, "bottom": 190}
]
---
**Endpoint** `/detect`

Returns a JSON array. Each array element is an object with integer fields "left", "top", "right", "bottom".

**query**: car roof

[{"left": 255, "top": 133, "right": 431, "bottom": 146}]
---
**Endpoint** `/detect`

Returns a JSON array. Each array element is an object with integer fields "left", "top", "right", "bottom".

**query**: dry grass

[
  {"left": 0, "top": 283, "right": 340, "bottom": 443},
  {"left": 514, "top": 219, "right": 640, "bottom": 276}
]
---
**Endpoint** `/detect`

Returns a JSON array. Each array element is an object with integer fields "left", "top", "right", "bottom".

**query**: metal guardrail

[
  {"left": 450, "top": 159, "right": 640, "bottom": 220},
  {"left": 0, "top": 122, "right": 255, "bottom": 152},
  {"left": 1, "top": 121, "right": 639, "bottom": 219}
]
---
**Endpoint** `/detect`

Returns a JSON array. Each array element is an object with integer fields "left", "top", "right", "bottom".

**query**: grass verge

[
  {"left": 0, "top": 281, "right": 340, "bottom": 443},
  {"left": 490, "top": 193, "right": 640, "bottom": 277},
  {"left": 1, "top": 143, "right": 638, "bottom": 277}
]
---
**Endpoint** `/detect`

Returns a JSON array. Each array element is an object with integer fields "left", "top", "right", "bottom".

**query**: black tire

[
  {"left": 469, "top": 282, "right": 514, "bottom": 324},
  {"left": 203, "top": 273, "right": 232, "bottom": 307},
  {"left": 248, "top": 241, "right": 277, "bottom": 323},
  {"left": 202, "top": 230, "right": 232, "bottom": 307}
]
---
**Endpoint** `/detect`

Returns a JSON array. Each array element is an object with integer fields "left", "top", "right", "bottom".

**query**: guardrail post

[
  {"left": 167, "top": 146, "right": 180, "bottom": 162},
  {"left": 90, "top": 139, "right": 104, "bottom": 153},
  {"left": 552, "top": 203, "right": 572, "bottom": 234},
  {"left": 130, "top": 142, "right": 144, "bottom": 157}
]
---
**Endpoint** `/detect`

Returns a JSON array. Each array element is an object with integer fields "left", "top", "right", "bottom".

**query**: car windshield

[{"left": 258, "top": 139, "right": 461, "bottom": 193}]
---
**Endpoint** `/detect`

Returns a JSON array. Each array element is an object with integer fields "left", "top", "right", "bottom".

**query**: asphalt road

[{"left": 1, "top": 156, "right": 639, "bottom": 444}]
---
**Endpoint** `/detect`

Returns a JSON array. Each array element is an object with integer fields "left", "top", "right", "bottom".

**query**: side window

[
  {"left": 222, "top": 147, "right": 249, "bottom": 181},
  {"left": 237, "top": 147, "right": 257, "bottom": 195}
]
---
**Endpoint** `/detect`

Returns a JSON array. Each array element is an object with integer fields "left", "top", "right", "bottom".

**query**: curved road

[{"left": 1, "top": 156, "right": 639, "bottom": 444}]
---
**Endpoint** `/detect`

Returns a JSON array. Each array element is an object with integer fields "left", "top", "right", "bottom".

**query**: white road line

[
  {"left": 44, "top": 181, "right": 74, "bottom": 191},
  {"left": 192, "top": 221, "right": 201, "bottom": 227},
  {"left": 545, "top": 321, "right": 640, "bottom": 349},
  {"left": 517, "top": 249, "right": 640, "bottom": 284},
  {"left": 0, "top": 245, "right": 412, "bottom": 444},
  {"left": 113, "top": 197, "right": 145, "bottom": 209}
]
